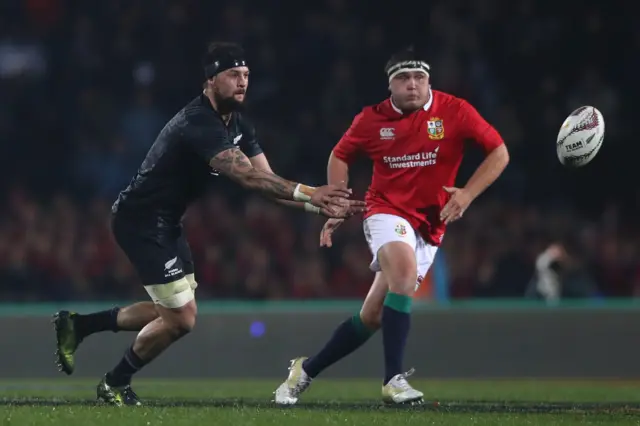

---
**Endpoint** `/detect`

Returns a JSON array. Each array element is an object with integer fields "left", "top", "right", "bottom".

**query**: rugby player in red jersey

[{"left": 275, "top": 47, "right": 509, "bottom": 405}]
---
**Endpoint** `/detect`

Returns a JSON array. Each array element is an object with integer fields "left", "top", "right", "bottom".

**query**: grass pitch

[{"left": 0, "top": 378, "right": 639, "bottom": 425}]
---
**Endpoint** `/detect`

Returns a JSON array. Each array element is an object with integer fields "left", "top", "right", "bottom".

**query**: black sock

[
  {"left": 302, "top": 314, "right": 376, "bottom": 378},
  {"left": 74, "top": 307, "right": 120, "bottom": 339},
  {"left": 105, "top": 345, "right": 147, "bottom": 387},
  {"left": 382, "top": 292, "right": 412, "bottom": 384}
]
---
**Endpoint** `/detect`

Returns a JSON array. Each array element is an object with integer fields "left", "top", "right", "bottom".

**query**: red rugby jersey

[{"left": 332, "top": 89, "right": 504, "bottom": 246}]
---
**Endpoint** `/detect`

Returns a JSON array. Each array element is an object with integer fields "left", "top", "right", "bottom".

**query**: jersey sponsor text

[{"left": 383, "top": 148, "right": 439, "bottom": 169}]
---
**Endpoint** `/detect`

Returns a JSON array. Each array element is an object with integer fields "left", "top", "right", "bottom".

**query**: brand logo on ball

[
  {"left": 427, "top": 117, "right": 444, "bottom": 140},
  {"left": 565, "top": 140, "right": 584, "bottom": 153},
  {"left": 395, "top": 223, "right": 407, "bottom": 237}
]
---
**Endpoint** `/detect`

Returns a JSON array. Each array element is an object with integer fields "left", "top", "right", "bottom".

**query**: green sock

[
  {"left": 383, "top": 291, "right": 413, "bottom": 313},
  {"left": 303, "top": 314, "right": 376, "bottom": 378},
  {"left": 351, "top": 314, "right": 376, "bottom": 338},
  {"left": 382, "top": 292, "right": 412, "bottom": 383}
]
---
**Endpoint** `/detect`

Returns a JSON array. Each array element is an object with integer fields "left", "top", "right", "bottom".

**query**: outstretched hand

[
  {"left": 310, "top": 182, "right": 365, "bottom": 218},
  {"left": 320, "top": 218, "right": 344, "bottom": 247},
  {"left": 319, "top": 199, "right": 366, "bottom": 218},
  {"left": 440, "top": 186, "right": 473, "bottom": 224},
  {"left": 309, "top": 182, "right": 350, "bottom": 209}
]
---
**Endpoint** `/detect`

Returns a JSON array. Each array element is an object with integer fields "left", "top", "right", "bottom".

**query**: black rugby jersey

[{"left": 112, "top": 93, "right": 263, "bottom": 223}]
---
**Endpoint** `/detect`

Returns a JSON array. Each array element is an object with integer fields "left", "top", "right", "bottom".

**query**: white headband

[{"left": 387, "top": 60, "right": 430, "bottom": 82}]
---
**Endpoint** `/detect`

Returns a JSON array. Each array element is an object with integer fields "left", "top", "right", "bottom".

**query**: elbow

[
  {"left": 229, "top": 168, "right": 258, "bottom": 189},
  {"left": 493, "top": 143, "right": 510, "bottom": 168},
  {"left": 501, "top": 145, "right": 510, "bottom": 168},
  {"left": 233, "top": 177, "right": 253, "bottom": 190},
  {"left": 502, "top": 143, "right": 510, "bottom": 162}
]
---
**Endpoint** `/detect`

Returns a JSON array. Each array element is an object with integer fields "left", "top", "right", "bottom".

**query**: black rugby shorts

[{"left": 111, "top": 213, "right": 194, "bottom": 286}]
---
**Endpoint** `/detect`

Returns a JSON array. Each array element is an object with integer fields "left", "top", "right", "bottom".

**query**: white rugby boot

[
  {"left": 273, "top": 357, "right": 312, "bottom": 405},
  {"left": 381, "top": 368, "right": 424, "bottom": 405}
]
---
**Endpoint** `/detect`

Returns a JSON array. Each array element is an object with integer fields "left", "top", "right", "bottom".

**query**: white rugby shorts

[{"left": 363, "top": 213, "right": 438, "bottom": 288}]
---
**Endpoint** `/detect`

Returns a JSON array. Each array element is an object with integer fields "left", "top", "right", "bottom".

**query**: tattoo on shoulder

[{"left": 209, "top": 148, "right": 253, "bottom": 175}]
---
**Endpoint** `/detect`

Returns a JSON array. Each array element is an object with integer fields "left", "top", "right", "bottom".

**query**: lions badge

[
  {"left": 427, "top": 117, "right": 444, "bottom": 140},
  {"left": 395, "top": 223, "right": 407, "bottom": 237}
]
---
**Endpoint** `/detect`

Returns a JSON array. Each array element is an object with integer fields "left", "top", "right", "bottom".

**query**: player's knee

[
  {"left": 359, "top": 309, "right": 382, "bottom": 330},
  {"left": 384, "top": 266, "right": 417, "bottom": 296},
  {"left": 165, "top": 301, "right": 197, "bottom": 338},
  {"left": 144, "top": 278, "right": 198, "bottom": 337},
  {"left": 170, "top": 312, "right": 197, "bottom": 337}
]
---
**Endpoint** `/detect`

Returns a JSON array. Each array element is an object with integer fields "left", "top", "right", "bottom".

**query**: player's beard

[{"left": 213, "top": 90, "right": 245, "bottom": 114}]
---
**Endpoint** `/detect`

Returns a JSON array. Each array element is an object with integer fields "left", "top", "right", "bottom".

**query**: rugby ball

[{"left": 556, "top": 106, "right": 605, "bottom": 167}]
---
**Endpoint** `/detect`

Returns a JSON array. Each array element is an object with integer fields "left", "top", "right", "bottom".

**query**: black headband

[
  {"left": 203, "top": 48, "right": 248, "bottom": 79},
  {"left": 386, "top": 60, "right": 430, "bottom": 80}
]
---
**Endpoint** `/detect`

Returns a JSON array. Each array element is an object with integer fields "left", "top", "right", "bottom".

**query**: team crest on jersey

[
  {"left": 395, "top": 223, "right": 407, "bottom": 237},
  {"left": 427, "top": 117, "right": 444, "bottom": 140}
]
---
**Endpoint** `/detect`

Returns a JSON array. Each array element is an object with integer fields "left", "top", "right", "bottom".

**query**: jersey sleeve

[
  {"left": 184, "top": 111, "right": 235, "bottom": 163},
  {"left": 332, "top": 111, "right": 369, "bottom": 164},
  {"left": 459, "top": 100, "right": 504, "bottom": 153},
  {"left": 239, "top": 120, "right": 263, "bottom": 158}
]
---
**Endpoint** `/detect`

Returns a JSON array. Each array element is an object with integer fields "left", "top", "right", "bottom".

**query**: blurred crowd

[{"left": 0, "top": 0, "right": 637, "bottom": 302}]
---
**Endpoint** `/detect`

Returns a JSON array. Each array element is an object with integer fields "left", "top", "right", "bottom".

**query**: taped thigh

[
  {"left": 185, "top": 273, "right": 198, "bottom": 292},
  {"left": 144, "top": 277, "right": 194, "bottom": 309}
]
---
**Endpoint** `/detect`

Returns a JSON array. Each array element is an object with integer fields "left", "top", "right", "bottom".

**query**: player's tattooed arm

[
  {"left": 248, "top": 153, "right": 309, "bottom": 210},
  {"left": 210, "top": 148, "right": 297, "bottom": 199},
  {"left": 210, "top": 148, "right": 359, "bottom": 215}
]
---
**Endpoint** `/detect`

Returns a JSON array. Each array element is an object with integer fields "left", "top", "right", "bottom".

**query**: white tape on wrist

[
  {"left": 293, "top": 184, "right": 315, "bottom": 202},
  {"left": 304, "top": 202, "right": 321, "bottom": 214}
]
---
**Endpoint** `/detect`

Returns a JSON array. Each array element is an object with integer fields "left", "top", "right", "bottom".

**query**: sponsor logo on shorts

[
  {"left": 395, "top": 223, "right": 407, "bottom": 237},
  {"left": 164, "top": 257, "right": 178, "bottom": 270},
  {"left": 164, "top": 256, "right": 182, "bottom": 278}
]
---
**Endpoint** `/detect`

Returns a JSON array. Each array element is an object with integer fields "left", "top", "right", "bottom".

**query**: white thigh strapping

[{"left": 144, "top": 277, "right": 195, "bottom": 309}]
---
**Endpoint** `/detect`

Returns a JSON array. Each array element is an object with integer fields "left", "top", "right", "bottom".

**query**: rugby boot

[
  {"left": 96, "top": 375, "right": 142, "bottom": 406},
  {"left": 382, "top": 368, "right": 424, "bottom": 405},
  {"left": 52, "top": 310, "right": 83, "bottom": 375},
  {"left": 273, "top": 357, "right": 312, "bottom": 405}
]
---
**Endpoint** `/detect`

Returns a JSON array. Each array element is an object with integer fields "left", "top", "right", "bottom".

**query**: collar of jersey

[{"left": 390, "top": 88, "right": 433, "bottom": 115}]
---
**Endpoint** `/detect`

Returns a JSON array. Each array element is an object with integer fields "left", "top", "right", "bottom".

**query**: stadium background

[
  {"left": 4, "top": 6, "right": 640, "bottom": 426},
  {"left": 0, "top": 0, "right": 636, "bottom": 304}
]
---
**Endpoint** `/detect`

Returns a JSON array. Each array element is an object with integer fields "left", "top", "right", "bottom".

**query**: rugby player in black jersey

[{"left": 51, "top": 42, "right": 365, "bottom": 406}]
